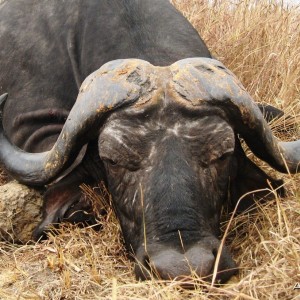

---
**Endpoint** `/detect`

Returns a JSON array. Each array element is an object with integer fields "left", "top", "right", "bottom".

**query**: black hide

[{"left": 0, "top": 0, "right": 292, "bottom": 284}]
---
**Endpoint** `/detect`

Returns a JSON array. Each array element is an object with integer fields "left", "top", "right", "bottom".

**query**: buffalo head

[{"left": 0, "top": 58, "right": 299, "bottom": 283}]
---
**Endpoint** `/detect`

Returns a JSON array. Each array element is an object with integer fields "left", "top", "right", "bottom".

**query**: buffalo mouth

[{"left": 133, "top": 236, "right": 237, "bottom": 284}]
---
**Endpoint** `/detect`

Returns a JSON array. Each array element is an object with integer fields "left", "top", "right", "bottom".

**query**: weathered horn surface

[
  {"left": 170, "top": 57, "right": 300, "bottom": 173},
  {"left": 0, "top": 59, "right": 156, "bottom": 185},
  {"left": 1, "top": 57, "right": 298, "bottom": 185}
]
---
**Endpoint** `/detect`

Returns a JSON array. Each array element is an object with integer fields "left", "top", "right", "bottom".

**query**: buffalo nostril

[
  {"left": 134, "top": 243, "right": 238, "bottom": 284},
  {"left": 148, "top": 248, "right": 215, "bottom": 280},
  {"left": 210, "top": 246, "right": 238, "bottom": 283},
  {"left": 134, "top": 254, "right": 153, "bottom": 280},
  {"left": 212, "top": 247, "right": 218, "bottom": 259}
]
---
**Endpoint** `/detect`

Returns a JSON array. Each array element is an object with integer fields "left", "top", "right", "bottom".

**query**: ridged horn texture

[
  {"left": 1, "top": 57, "right": 298, "bottom": 186},
  {"left": 0, "top": 59, "right": 154, "bottom": 185},
  {"left": 170, "top": 58, "right": 300, "bottom": 174}
]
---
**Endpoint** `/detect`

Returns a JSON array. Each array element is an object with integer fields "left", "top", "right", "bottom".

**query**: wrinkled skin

[
  {"left": 0, "top": 0, "right": 288, "bottom": 283},
  {"left": 97, "top": 97, "right": 283, "bottom": 281},
  {"left": 100, "top": 102, "right": 237, "bottom": 281},
  {"left": 26, "top": 60, "right": 284, "bottom": 282}
]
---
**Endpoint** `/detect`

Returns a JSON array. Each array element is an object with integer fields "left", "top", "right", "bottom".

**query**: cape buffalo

[{"left": 0, "top": 0, "right": 299, "bottom": 283}]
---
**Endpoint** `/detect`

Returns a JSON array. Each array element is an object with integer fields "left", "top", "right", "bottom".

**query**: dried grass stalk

[{"left": 1, "top": 0, "right": 300, "bottom": 299}]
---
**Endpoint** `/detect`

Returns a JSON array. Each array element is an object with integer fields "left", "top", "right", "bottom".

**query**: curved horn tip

[{"left": 279, "top": 140, "right": 300, "bottom": 173}]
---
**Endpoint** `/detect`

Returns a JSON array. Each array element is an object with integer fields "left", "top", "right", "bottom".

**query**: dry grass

[
  {"left": 173, "top": 0, "right": 300, "bottom": 106},
  {"left": 1, "top": 0, "right": 300, "bottom": 299},
  {"left": 0, "top": 169, "right": 9, "bottom": 186}
]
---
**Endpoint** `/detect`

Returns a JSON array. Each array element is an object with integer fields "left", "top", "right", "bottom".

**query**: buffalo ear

[
  {"left": 229, "top": 141, "right": 285, "bottom": 213},
  {"left": 257, "top": 103, "right": 284, "bottom": 123}
]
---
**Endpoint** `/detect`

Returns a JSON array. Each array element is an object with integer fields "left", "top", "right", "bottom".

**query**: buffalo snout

[{"left": 134, "top": 238, "right": 237, "bottom": 284}]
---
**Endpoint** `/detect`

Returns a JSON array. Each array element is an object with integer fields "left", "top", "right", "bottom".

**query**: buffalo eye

[
  {"left": 103, "top": 158, "right": 118, "bottom": 166},
  {"left": 218, "top": 153, "right": 230, "bottom": 161},
  {"left": 217, "top": 151, "right": 234, "bottom": 164},
  {"left": 211, "top": 151, "right": 234, "bottom": 164}
]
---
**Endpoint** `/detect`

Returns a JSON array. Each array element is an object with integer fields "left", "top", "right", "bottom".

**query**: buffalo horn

[
  {"left": 0, "top": 59, "right": 152, "bottom": 185},
  {"left": 171, "top": 58, "right": 300, "bottom": 173}
]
